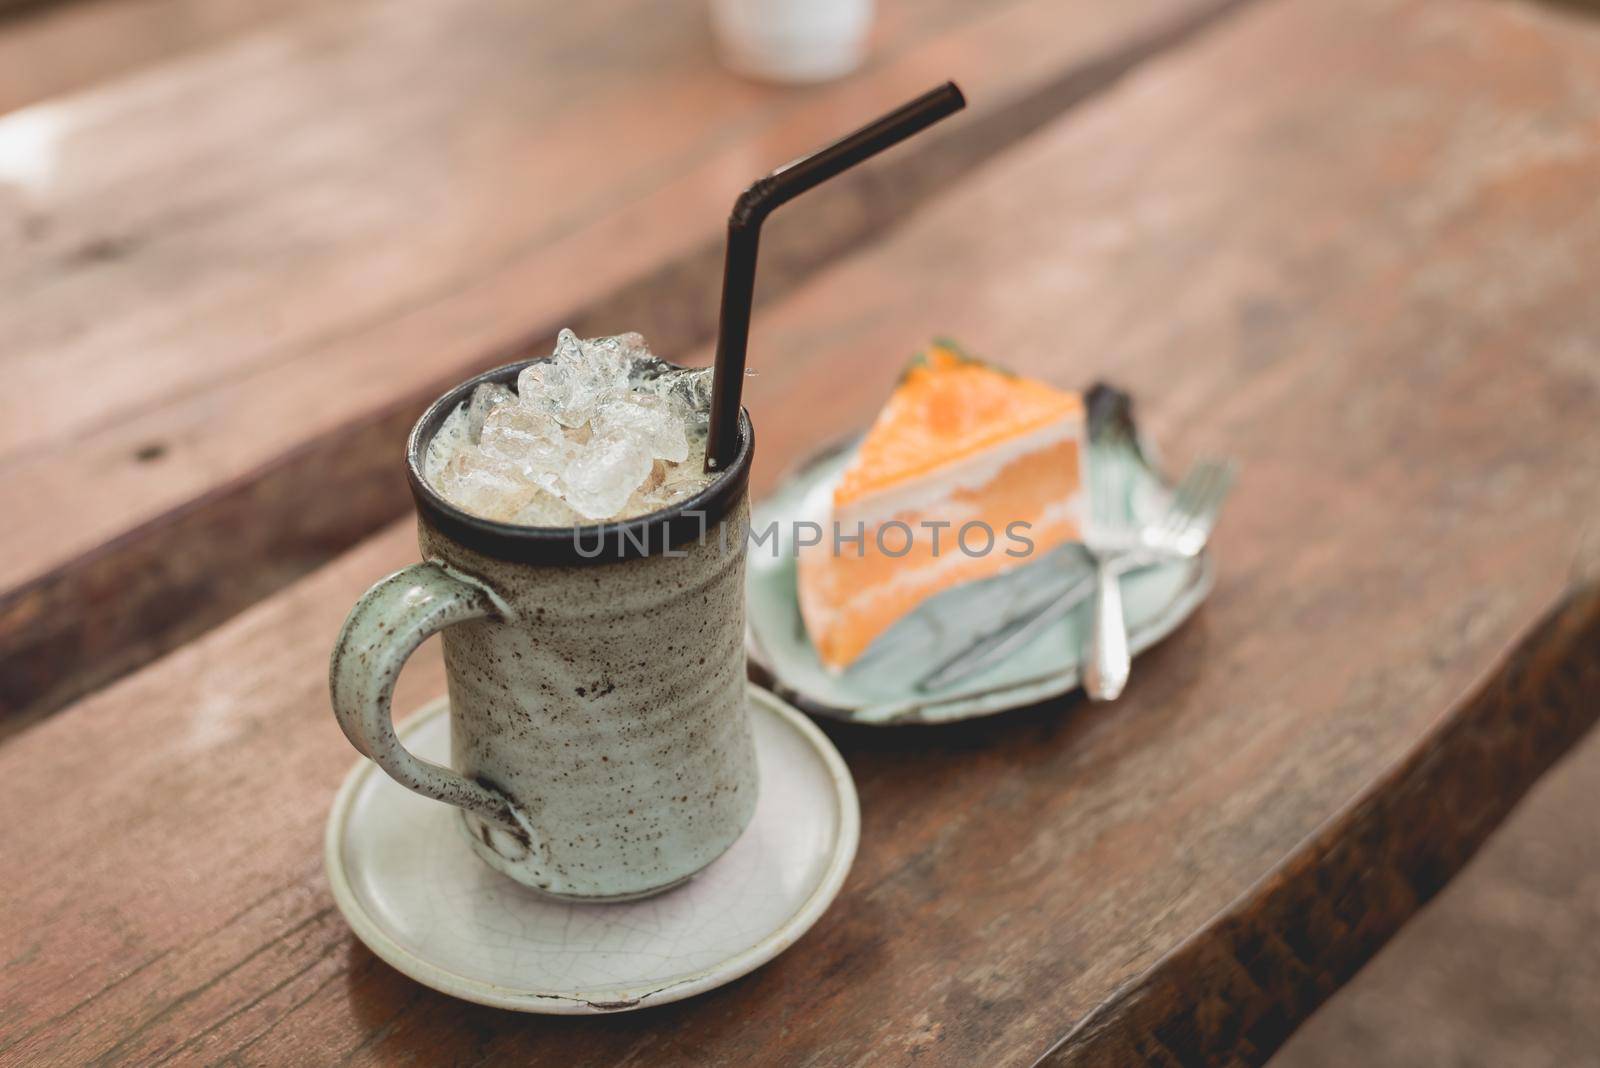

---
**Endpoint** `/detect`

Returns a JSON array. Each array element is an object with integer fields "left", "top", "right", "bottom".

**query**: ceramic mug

[{"left": 329, "top": 361, "right": 758, "bottom": 902}]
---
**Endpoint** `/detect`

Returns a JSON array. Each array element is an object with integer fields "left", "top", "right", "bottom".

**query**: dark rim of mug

[{"left": 406, "top": 359, "right": 753, "bottom": 566}]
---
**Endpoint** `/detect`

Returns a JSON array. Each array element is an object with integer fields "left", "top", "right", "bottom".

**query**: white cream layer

[{"left": 833, "top": 414, "right": 1084, "bottom": 529}]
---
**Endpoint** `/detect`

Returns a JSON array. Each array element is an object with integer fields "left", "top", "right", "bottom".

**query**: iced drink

[{"left": 332, "top": 329, "right": 758, "bottom": 900}]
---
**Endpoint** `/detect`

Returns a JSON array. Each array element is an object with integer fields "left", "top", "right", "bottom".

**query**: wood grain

[
  {"left": 0, "top": 0, "right": 318, "bottom": 116},
  {"left": 0, "top": 0, "right": 1241, "bottom": 723},
  {"left": 1271, "top": 687, "right": 1600, "bottom": 1068},
  {"left": 1040, "top": 583, "right": 1600, "bottom": 1065},
  {"left": 3, "top": 0, "right": 1600, "bottom": 1062}
]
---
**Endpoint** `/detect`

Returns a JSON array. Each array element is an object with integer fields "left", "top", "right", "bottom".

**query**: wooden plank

[
  {"left": 0, "top": 0, "right": 318, "bottom": 116},
  {"left": 0, "top": 0, "right": 1242, "bottom": 723},
  {"left": 1040, "top": 583, "right": 1600, "bottom": 1065},
  {"left": 1271, "top": 718, "right": 1600, "bottom": 1067},
  {"left": 4, "top": 0, "right": 1600, "bottom": 1062}
]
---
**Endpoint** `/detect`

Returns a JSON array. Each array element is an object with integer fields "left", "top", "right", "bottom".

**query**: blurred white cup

[{"left": 710, "top": 0, "right": 876, "bottom": 84}]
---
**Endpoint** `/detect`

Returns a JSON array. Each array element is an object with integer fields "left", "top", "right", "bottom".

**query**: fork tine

[
  {"left": 1156, "top": 470, "right": 1198, "bottom": 537},
  {"left": 1179, "top": 461, "right": 1224, "bottom": 515},
  {"left": 1159, "top": 461, "right": 1212, "bottom": 536},
  {"left": 1180, "top": 460, "right": 1235, "bottom": 533},
  {"left": 1199, "top": 458, "right": 1236, "bottom": 508},
  {"left": 1155, "top": 457, "right": 1234, "bottom": 550}
]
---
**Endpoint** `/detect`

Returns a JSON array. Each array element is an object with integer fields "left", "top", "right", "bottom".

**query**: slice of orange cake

[{"left": 797, "top": 342, "right": 1086, "bottom": 671}]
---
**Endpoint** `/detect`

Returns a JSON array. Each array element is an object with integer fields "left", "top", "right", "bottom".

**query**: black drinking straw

[{"left": 705, "top": 81, "right": 967, "bottom": 471}]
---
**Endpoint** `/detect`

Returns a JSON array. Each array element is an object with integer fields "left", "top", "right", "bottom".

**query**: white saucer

[{"left": 325, "top": 685, "right": 859, "bottom": 1014}]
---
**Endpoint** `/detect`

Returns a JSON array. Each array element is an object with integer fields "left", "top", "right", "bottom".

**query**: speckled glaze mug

[{"left": 330, "top": 361, "right": 758, "bottom": 902}]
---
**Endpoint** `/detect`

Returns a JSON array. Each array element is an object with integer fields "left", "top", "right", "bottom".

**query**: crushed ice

[{"left": 425, "top": 329, "right": 715, "bottom": 524}]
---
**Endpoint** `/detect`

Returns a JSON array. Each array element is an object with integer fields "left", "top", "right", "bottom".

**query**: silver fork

[
  {"left": 916, "top": 457, "right": 1233, "bottom": 692},
  {"left": 1083, "top": 455, "right": 1234, "bottom": 700}
]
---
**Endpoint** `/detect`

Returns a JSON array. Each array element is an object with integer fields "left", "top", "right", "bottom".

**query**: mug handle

[{"left": 329, "top": 562, "right": 537, "bottom": 849}]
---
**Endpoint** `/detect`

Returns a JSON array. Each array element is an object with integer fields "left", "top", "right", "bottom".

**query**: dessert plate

[
  {"left": 746, "top": 440, "right": 1213, "bottom": 725},
  {"left": 325, "top": 686, "right": 858, "bottom": 1013}
]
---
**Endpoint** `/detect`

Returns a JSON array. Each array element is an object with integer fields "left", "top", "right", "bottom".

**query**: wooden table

[
  {"left": 0, "top": 0, "right": 1236, "bottom": 723},
  {"left": 3, "top": 0, "right": 1600, "bottom": 1063}
]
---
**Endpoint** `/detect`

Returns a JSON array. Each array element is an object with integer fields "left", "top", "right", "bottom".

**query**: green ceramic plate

[{"left": 745, "top": 439, "right": 1214, "bottom": 725}]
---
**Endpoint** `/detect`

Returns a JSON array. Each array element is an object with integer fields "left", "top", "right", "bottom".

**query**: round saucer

[{"left": 325, "top": 685, "right": 858, "bottom": 1014}]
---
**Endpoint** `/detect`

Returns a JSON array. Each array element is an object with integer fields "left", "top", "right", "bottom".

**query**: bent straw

[{"left": 705, "top": 81, "right": 967, "bottom": 471}]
